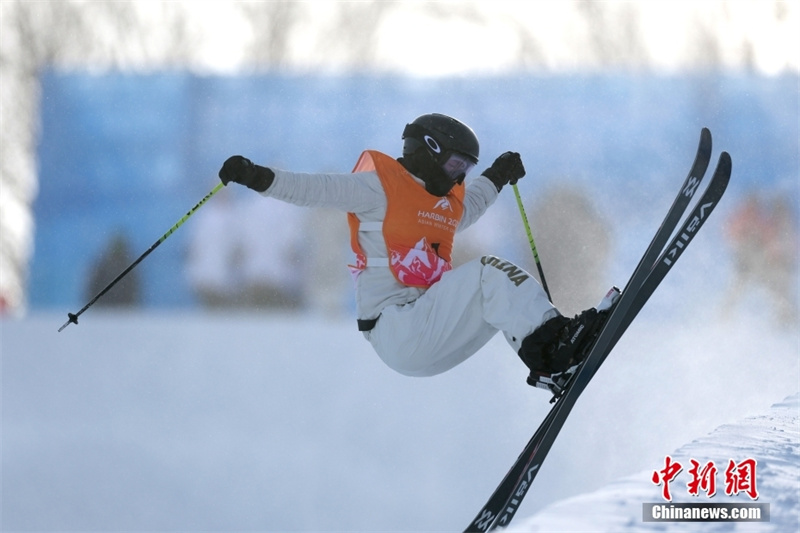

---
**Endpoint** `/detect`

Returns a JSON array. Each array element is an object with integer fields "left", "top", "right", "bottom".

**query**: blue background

[{"left": 32, "top": 72, "right": 799, "bottom": 308}]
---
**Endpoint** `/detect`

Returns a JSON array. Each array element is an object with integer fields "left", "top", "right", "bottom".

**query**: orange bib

[{"left": 348, "top": 150, "right": 465, "bottom": 288}]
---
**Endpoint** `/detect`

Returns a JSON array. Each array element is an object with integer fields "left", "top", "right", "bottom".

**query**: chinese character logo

[
  {"left": 651, "top": 456, "right": 683, "bottom": 502},
  {"left": 725, "top": 458, "right": 759, "bottom": 500},
  {"left": 651, "top": 456, "right": 759, "bottom": 501}
]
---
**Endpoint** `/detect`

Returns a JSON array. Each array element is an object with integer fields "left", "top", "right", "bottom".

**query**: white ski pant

[{"left": 363, "top": 256, "right": 558, "bottom": 377}]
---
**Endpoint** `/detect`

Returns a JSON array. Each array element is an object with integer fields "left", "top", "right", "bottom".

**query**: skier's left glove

[
  {"left": 219, "top": 155, "right": 275, "bottom": 192},
  {"left": 482, "top": 151, "right": 526, "bottom": 192}
]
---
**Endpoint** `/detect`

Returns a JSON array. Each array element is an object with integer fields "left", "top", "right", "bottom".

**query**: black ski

[
  {"left": 465, "top": 130, "right": 729, "bottom": 532},
  {"left": 465, "top": 128, "right": 713, "bottom": 532},
  {"left": 608, "top": 150, "right": 732, "bottom": 352},
  {"left": 487, "top": 150, "right": 730, "bottom": 530}
]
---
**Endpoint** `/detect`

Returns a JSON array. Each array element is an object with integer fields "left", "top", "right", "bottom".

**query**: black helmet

[
  {"left": 403, "top": 113, "right": 479, "bottom": 163},
  {"left": 401, "top": 113, "right": 480, "bottom": 194}
]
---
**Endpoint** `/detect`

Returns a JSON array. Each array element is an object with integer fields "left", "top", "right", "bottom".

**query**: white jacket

[
  {"left": 261, "top": 163, "right": 555, "bottom": 378},
  {"left": 263, "top": 166, "right": 500, "bottom": 320}
]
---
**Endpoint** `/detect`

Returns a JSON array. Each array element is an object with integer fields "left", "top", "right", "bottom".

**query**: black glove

[
  {"left": 219, "top": 155, "right": 275, "bottom": 192},
  {"left": 481, "top": 151, "right": 526, "bottom": 192}
]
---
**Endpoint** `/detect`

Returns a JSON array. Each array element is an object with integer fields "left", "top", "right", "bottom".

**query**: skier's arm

[
  {"left": 459, "top": 176, "right": 499, "bottom": 231},
  {"left": 459, "top": 152, "right": 527, "bottom": 231},
  {"left": 218, "top": 155, "right": 384, "bottom": 212},
  {"left": 266, "top": 168, "right": 385, "bottom": 212}
]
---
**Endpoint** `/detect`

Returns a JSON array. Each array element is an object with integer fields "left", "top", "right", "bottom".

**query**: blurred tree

[
  {"left": 240, "top": 1, "right": 304, "bottom": 70},
  {"left": 577, "top": 1, "right": 650, "bottom": 69},
  {"left": 1, "top": 0, "right": 795, "bottom": 315},
  {"left": 85, "top": 232, "right": 141, "bottom": 307},
  {"left": 0, "top": 0, "right": 199, "bottom": 314}
]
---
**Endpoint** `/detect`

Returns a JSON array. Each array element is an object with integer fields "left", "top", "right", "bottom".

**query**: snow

[
  {"left": 512, "top": 393, "right": 800, "bottom": 532},
  {"left": 1, "top": 300, "right": 797, "bottom": 531}
]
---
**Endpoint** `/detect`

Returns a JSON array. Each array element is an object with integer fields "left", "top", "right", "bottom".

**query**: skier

[{"left": 218, "top": 113, "right": 608, "bottom": 389}]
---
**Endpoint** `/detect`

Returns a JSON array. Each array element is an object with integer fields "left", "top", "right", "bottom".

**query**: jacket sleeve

[
  {"left": 458, "top": 175, "right": 499, "bottom": 232},
  {"left": 262, "top": 169, "right": 386, "bottom": 214}
]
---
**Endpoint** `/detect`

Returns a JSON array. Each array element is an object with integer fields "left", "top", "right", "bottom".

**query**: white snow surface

[
  {"left": 513, "top": 393, "right": 800, "bottom": 533},
  {"left": 1, "top": 303, "right": 798, "bottom": 531}
]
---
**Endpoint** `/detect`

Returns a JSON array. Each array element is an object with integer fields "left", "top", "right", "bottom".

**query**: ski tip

[
  {"left": 700, "top": 127, "right": 712, "bottom": 144},
  {"left": 691, "top": 128, "right": 714, "bottom": 178},
  {"left": 720, "top": 150, "right": 732, "bottom": 168},
  {"left": 715, "top": 151, "right": 733, "bottom": 180},
  {"left": 700, "top": 128, "right": 712, "bottom": 151}
]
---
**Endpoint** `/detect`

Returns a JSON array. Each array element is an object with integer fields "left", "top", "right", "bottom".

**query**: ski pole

[
  {"left": 58, "top": 182, "right": 225, "bottom": 332},
  {"left": 512, "top": 182, "right": 552, "bottom": 303}
]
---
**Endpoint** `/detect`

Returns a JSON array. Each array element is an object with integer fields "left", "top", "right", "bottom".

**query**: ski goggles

[
  {"left": 439, "top": 151, "right": 477, "bottom": 184},
  {"left": 406, "top": 125, "right": 478, "bottom": 183}
]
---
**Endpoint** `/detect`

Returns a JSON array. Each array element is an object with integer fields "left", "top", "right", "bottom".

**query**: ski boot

[{"left": 519, "top": 287, "right": 621, "bottom": 398}]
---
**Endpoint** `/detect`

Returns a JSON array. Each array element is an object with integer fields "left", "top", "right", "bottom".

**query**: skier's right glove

[
  {"left": 219, "top": 155, "right": 275, "bottom": 192},
  {"left": 481, "top": 151, "right": 526, "bottom": 192}
]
